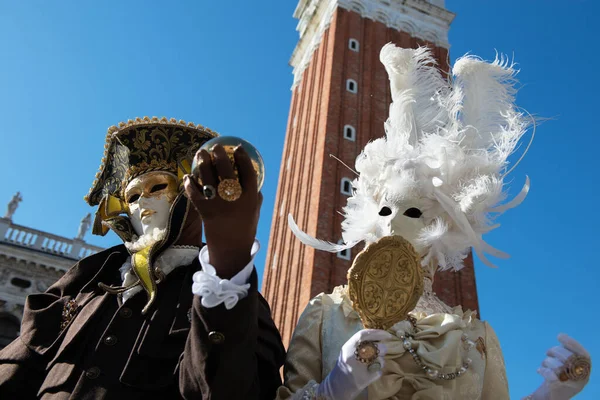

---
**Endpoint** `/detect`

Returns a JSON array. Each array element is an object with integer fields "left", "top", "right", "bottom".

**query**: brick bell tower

[{"left": 263, "top": 0, "right": 479, "bottom": 346}]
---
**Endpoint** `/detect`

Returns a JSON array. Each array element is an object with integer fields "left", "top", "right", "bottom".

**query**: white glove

[
  {"left": 316, "top": 329, "right": 392, "bottom": 400},
  {"left": 525, "top": 334, "right": 591, "bottom": 400}
]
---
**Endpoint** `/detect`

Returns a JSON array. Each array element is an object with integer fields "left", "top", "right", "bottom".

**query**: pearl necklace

[{"left": 398, "top": 312, "right": 476, "bottom": 381}]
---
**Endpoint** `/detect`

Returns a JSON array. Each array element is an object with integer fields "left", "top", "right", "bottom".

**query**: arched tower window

[
  {"left": 346, "top": 79, "right": 358, "bottom": 94},
  {"left": 341, "top": 177, "right": 353, "bottom": 195},
  {"left": 337, "top": 240, "right": 351, "bottom": 260},
  {"left": 343, "top": 125, "right": 356, "bottom": 141}
]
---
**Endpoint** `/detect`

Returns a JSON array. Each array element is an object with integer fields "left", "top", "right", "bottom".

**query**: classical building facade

[
  {"left": 0, "top": 194, "right": 102, "bottom": 348},
  {"left": 262, "top": 0, "right": 481, "bottom": 346}
]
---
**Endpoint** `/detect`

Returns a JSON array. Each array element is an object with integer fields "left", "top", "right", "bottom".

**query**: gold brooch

[
  {"left": 354, "top": 341, "right": 380, "bottom": 364},
  {"left": 559, "top": 355, "right": 591, "bottom": 382},
  {"left": 347, "top": 235, "right": 423, "bottom": 330},
  {"left": 60, "top": 299, "right": 78, "bottom": 330}
]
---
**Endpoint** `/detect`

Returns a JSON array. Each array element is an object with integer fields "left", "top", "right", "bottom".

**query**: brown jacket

[{"left": 0, "top": 245, "right": 285, "bottom": 399}]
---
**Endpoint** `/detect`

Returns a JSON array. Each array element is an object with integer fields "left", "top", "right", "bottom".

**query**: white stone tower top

[{"left": 290, "top": 0, "right": 455, "bottom": 86}]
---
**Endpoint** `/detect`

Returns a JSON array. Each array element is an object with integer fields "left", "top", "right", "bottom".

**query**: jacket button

[
  {"left": 119, "top": 307, "right": 132, "bottom": 318},
  {"left": 103, "top": 335, "right": 117, "bottom": 346},
  {"left": 85, "top": 367, "right": 101, "bottom": 379},
  {"left": 208, "top": 331, "right": 225, "bottom": 344}
]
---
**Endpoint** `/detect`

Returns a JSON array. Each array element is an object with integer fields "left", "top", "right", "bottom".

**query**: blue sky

[{"left": 1, "top": 0, "right": 598, "bottom": 398}]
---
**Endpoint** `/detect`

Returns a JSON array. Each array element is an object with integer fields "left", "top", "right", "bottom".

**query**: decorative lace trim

[
  {"left": 412, "top": 277, "right": 453, "bottom": 315},
  {"left": 171, "top": 244, "right": 201, "bottom": 250},
  {"left": 191, "top": 240, "right": 258, "bottom": 309},
  {"left": 124, "top": 227, "right": 166, "bottom": 252}
]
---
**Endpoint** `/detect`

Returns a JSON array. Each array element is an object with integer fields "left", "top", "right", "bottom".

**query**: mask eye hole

[
  {"left": 127, "top": 194, "right": 140, "bottom": 204},
  {"left": 150, "top": 183, "right": 168, "bottom": 193},
  {"left": 403, "top": 207, "right": 422, "bottom": 218},
  {"left": 379, "top": 206, "right": 392, "bottom": 216}
]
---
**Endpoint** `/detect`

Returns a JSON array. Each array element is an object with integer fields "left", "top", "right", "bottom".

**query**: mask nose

[
  {"left": 390, "top": 215, "right": 425, "bottom": 248},
  {"left": 378, "top": 217, "right": 393, "bottom": 238},
  {"left": 138, "top": 195, "right": 151, "bottom": 208}
]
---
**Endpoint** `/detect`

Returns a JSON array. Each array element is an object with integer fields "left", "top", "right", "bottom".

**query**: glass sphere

[{"left": 192, "top": 136, "right": 265, "bottom": 191}]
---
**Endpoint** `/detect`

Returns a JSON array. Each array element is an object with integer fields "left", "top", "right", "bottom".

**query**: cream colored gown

[{"left": 276, "top": 279, "right": 510, "bottom": 400}]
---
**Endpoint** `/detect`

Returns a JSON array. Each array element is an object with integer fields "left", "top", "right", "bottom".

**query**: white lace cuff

[{"left": 191, "top": 240, "right": 259, "bottom": 310}]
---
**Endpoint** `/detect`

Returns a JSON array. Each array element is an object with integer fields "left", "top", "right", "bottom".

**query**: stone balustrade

[{"left": 0, "top": 218, "right": 103, "bottom": 260}]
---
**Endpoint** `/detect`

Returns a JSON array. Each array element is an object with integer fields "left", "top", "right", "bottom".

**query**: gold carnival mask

[
  {"left": 347, "top": 235, "right": 424, "bottom": 330},
  {"left": 124, "top": 171, "right": 179, "bottom": 236}
]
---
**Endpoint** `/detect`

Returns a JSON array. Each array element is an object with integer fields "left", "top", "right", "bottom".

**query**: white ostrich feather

[
  {"left": 381, "top": 45, "right": 450, "bottom": 146},
  {"left": 289, "top": 43, "right": 532, "bottom": 272},
  {"left": 288, "top": 214, "right": 357, "bottom": 253}
]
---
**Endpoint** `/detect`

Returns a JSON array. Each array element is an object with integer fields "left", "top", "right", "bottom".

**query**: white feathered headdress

[{"left": 289, "top": 44, "right": 532, "bottom": 273}]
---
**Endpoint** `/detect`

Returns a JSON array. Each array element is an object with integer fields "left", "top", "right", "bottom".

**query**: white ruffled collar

[{"left": 123, "top": 227, "right": 166, "bottom": 253}]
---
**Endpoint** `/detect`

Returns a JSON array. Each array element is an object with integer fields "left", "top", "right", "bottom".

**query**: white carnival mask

[{"left": 124, "top": 171, "right": 179, "bottom": 236}]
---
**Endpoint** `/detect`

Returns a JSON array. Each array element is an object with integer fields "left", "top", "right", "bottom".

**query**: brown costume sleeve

[
  {"left": 179, "top": 268, "right": 285, "bottom": 400},
  {"left": 0, "top": 247, "right": 125, "bottom": 398},
  {"left": 0, "top": 283, "right": 71, "bottom": 397},
  {"left": 0, "top": 318, "right": 56, "bottom": 398}
]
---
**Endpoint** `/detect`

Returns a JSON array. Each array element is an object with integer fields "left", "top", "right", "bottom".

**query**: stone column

[{"left": 0, "top": 218, "right": 10, "bottom": 241}]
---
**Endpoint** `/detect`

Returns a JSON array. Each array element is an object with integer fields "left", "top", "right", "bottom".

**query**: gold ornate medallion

[{"left": 347, "top": 235, "right": 424, "bottom": 330}]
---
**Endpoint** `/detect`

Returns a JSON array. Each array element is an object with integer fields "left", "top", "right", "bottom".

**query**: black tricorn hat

[{"left": 85, "top": 116, "right": 218, "bottom": 236}]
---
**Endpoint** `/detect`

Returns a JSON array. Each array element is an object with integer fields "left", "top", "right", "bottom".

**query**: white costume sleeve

[
  {"left": 191, "top": 239, "right": 259, "bottom": 309},
  {"left": 481, "top": 322, "right": 510, "bottom": 399}
]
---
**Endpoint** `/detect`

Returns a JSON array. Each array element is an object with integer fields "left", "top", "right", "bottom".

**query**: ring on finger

[
  {"left": 367, "top": 361, "right": 382, "bottom": 372},
  {"left": 202, "top": 185, "right": 216, "bottom": 200},
  {"left": 355, "top": 340, "right": 380, "bottom": 365},
  {"left": 558, "top": 355, "right": 591, "bottom": 382},
  {"left": 218, "top": 178, "right": 242, "bottom": 202}
]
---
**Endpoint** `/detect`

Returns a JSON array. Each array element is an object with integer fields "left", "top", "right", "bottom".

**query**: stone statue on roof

[{"left": 4, "top": 192, "right": 22, "bottom": 220}]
